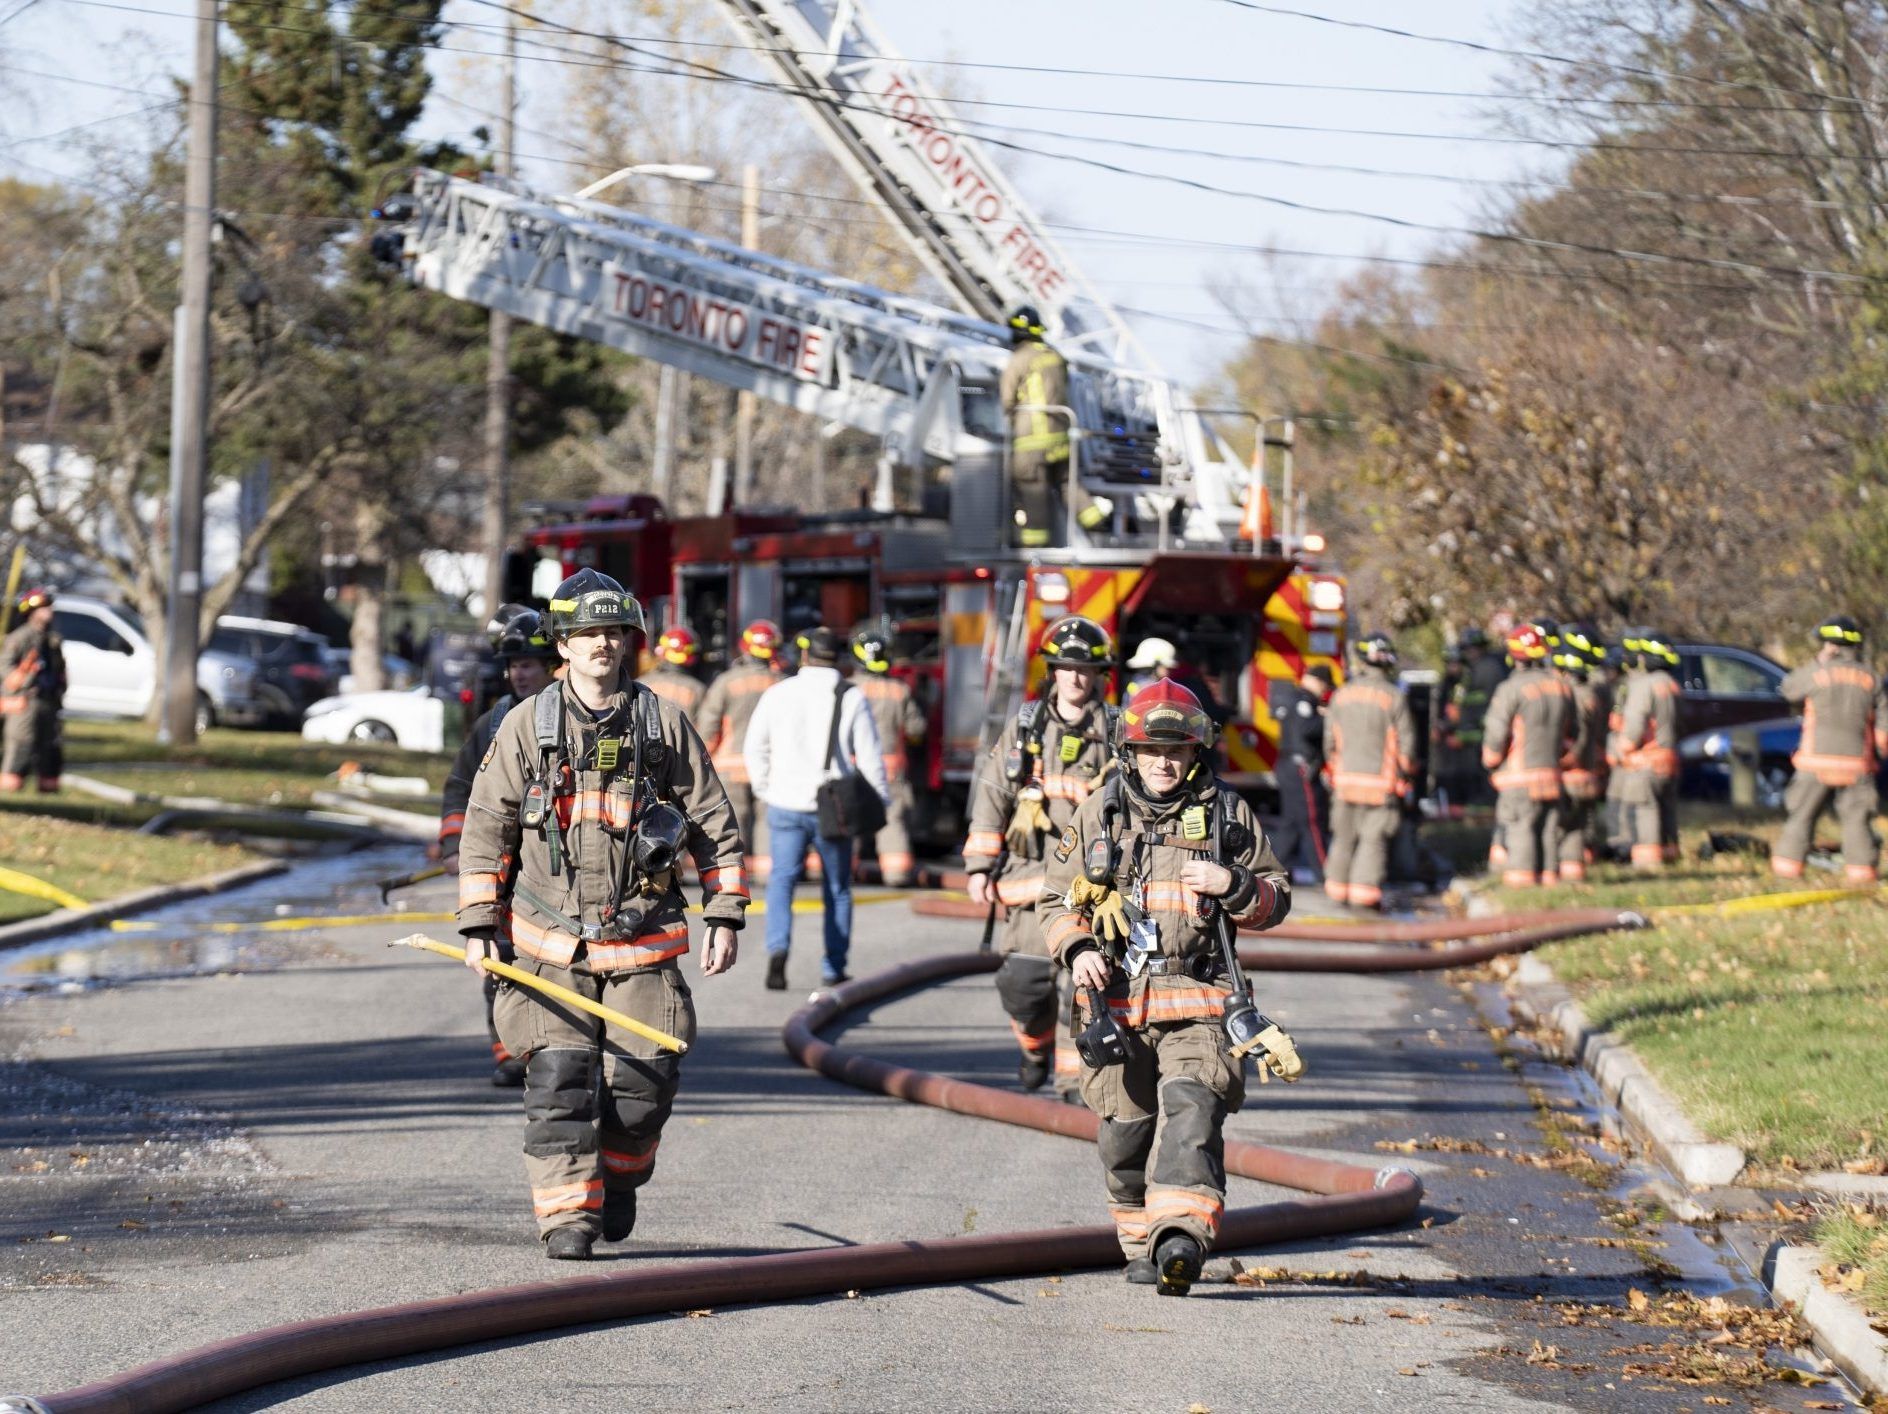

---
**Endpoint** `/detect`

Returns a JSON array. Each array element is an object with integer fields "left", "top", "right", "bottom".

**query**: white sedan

[{"left": 301, "top": 687, "right": 446, "bottom": 753}]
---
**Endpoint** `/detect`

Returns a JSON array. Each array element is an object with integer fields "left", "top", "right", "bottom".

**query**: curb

[
  {"left": 1507, "top": 953, "right": 1747, "bottom": 1188},
  {"left": 1770, "top": 1244, "right": 1888, "bottom": 1397},
  {"left": 0, "top": 860, "right": 289, "bottom": 952}
]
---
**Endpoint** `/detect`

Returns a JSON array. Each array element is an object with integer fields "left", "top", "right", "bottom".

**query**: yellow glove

[
  {"left": 1065, "top": 875, "right": 1132, "bottom": 947},
  {"left": 1004, "top": 790, "right": 1053, "bottom": 856},
  {"left": 1253, "top": 1023, "right": 1305, "bottom": 1084},
  {"left": 1064, "top": 872, "right": 1132, "bottom": 947}
]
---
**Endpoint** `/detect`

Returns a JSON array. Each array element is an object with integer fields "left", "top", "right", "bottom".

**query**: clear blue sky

[{"left": 1, "top": 0, "right": 1540, "bottom": 383}]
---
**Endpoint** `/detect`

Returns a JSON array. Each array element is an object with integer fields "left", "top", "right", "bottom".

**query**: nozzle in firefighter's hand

[
  {"left": 1065, "top": 875, "right": 1131, "bottom": 946},
  {"left": 462, "top": 927, "right": 500, "bottom": 971},
  {"left": 1254, "top": 1023, "right": 1305, "bottom": 1084},
  {"left": 1004, "top": 790, "right": 1053, "bottom": 856}
]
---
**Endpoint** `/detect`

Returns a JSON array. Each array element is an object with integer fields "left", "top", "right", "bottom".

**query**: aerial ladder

[{"left": 702, "top": 0, "right": 1259, "bottom": 537}]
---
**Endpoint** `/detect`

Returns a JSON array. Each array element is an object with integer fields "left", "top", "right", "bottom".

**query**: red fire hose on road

[{"left": 14, "top": 905, "right": 1641, "bottom": 1414}]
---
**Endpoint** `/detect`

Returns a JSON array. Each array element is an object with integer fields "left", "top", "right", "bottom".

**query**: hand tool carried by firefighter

[
  {"left": 378, "top": 865, "right": 446, "bottom": 904},
  {"left": 1209, "top": 906, "right": 1304, "bottom": 1083},
  {"left": 394, "top": 934, "right": 688, "bottom": 1054},
  {"left": 1073, "top": 985, "right": 1130, "bottom": 1068}
]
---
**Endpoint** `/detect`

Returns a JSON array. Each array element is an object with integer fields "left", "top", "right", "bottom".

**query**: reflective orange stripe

[
  {"left": 995, "top": 872, "right": 1043, "bottom": 906},
  {"left": 1347, "top": 882, "right": 1383, "bottom": 907},
  {"left": 1146, "top": 1185, "right": 1224, "bottom": 1238},
  {"left": 460, "top": 870, "right": 502, "bottom": 908},
  {"left": 552, "top": 789, "right": 634, "bottom": 831},
  {"left": 1009, "top": 1017, "right": 1054, "bottom": 1056},
  {"left": 438, "top": 811, "right": 466, "bottom": 844},
  {"left": 964, "top": 830, "right": 1005, "bottom": 859},
  {"left": 601, "top": 1141, "right": 659, "bottom": 1175},
  {"left": 1040, "top": 773, "right": 1097, "bottom": 804},
  {"left": 588, "top": 925, "right": 691, "bottom": 972},
  {"left": 1502, "top": 869, "right": 1540, "bottom": 888},
  {"left": 1044, "top": 911, "right": 1090, "bottom": 948},
  {"left": 532, "top": 1179, "right": 603, "bottom": 1217},
  {"left": 700, "top": 864, "right": 748, "bottom": 898},
  {"left": 1630, "top": 844, "right": 1665, "bottom": 868},
  {"left": 1770, "top": 855, "right": 1805, "bottom": 878},
  {"left": 1107, "top": 985, "right": 1229, "bottom": 1027},
  {"left": 1110, "top": 1205, "right": 1150, "bottom": 1240},
  {"left": 1845, "top": 864, "right": 1879, "bottom": 885}
]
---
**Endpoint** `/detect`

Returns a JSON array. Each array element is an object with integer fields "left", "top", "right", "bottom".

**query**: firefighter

[
  {"left": 457, "top": 568, "right": 748, "bottom": 1261},
  {"left": 1000, "top": 305, "right": 1107, "bottom": 547},
  {"left": 1438, "top": 627, "right": 1506, "bottom": 807},
  {"left": 1321, "top": 632, "right": 1417, "bottom": 910},
  {"left": 0, "top": 587, "right": 66, "bottom": 793},
  {"left": 964, "top": 614, "right": 1116, "bottom": 1099},
  {"left": 643, "top": 626, "right": 706, "bottom": 719},
  {"left": 1039, "top": 679, "right": 1298, "bottom": 1296},
  {"left": 850, "top": 621, "right": 926, "bottom": 886},
  {"left": 437, "top": 604, "right": 560, "bottom": 1087},
  {"left": 1772, "top": 616, "right": 1888, "bottom": 884},
  {"left": 1268, "top": 663, "right": 1334, "bottom": 881},
  {"left": 1554, "top": 623, "right": 1611, "bottom": 882},
  {"left": 1607, "top": 628, "right": 1683, "bottom": 870},
  {"left": 698, "top": 619, "right": 780, "bottom": 880},
  {"left": 1481, "top": 620, "right": 1575, "bottom": 889}
]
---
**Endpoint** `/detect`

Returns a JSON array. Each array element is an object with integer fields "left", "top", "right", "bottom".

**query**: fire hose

[{"left": 8, "top": 906, "right": 1648, "bottom": 1414}]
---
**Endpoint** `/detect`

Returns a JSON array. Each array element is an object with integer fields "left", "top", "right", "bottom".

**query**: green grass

[
  {"left": 62, "top": 719, "right": 448, "bottom": 813},
  {"left": 0, "top": 811, "right": 255, "bottom": 922},
  {"left": 1814, "top": 1207, "right": 1888, "bottom": 1319}
]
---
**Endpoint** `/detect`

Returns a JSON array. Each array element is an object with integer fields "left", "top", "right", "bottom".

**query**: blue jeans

[{"left": 764, "top": 805, "right": 854, "bottom": 979}]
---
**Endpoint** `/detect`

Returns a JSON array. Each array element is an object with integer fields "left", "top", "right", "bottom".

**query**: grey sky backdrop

[{"left": 0, "top": 0, "right": 1542, "bottom": 382}]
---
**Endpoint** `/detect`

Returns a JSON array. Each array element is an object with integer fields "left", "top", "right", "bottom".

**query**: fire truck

[{"left": 388, "top": 0, "right": 1350, "bottom": 840}]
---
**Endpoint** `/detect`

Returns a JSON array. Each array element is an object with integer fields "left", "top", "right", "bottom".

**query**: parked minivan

[{"left": 51, "top": 596, "right": 268, "bottom": 732}]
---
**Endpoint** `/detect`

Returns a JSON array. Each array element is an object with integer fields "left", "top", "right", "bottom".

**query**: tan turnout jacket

[
  {"left": 963, "top": 699, "right": 1112, "bottom": 907},
  {"left": 1782, "top": 651, "right": 1888, "bottom": 787},
  {"left": 1322, "top": 664, "right": 1416, "bottom": 805},
  {"left": 458, "top": 673, "right": 750, "bottom": 973},
  {"left": 696, "top": 658, "right": 774, "bottom": 784},
  {"left": 1481, "top": 663, "right": 1576, "bottom": 800}
]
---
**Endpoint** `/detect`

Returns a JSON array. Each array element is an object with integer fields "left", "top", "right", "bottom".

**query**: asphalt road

[{"left": 0, "top": 867, "right": 1822, "bottom": 1412}]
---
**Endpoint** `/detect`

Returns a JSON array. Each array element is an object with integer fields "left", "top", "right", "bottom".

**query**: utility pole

[
  {"left": 160, "top": 0, "right": 219, "bottom": 745},
  {"left": 732, "top": 163, "right": 760, "bottom": 506},
  {"left": 481, "top": 15, "right": 517, "bottom": 620}
]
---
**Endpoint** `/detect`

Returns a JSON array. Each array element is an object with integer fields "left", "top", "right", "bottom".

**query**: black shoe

[
  {"left": 545, "top": 1228, "right": 594, "bottom": 1261},
  {"left": 491, "top": 1058, "right": 526, "bottom": 1088},
  {"left": 603, "top": 1191, "right": 637, "bottom": 1242},
  {"left": 1018, "top": 1055, "right": 1050, "bottom": 1091},
  {"left": 1154, "top": 1232, "right": 1203, "bottom": 1296},
  {"left": 819, "top": 971, "right": 849, "bottom": 988},
  {"left": 1124, "top": 1256, "right": 1158, "bottom": 1286},
  {"left": 1058, "top": 1088, "right": 1087, "bottom": 1109},
  {"left": 765, "top": 953, "right": 788, "bottom": 991}
]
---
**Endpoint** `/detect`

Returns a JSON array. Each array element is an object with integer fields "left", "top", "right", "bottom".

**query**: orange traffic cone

[{"left": 1239, "top": 481, "right": 1274, "bottom": 542}]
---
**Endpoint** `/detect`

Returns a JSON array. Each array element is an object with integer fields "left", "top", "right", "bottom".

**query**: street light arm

[{"left": 572, "top": 164, "right": 719, "bottom": 201}]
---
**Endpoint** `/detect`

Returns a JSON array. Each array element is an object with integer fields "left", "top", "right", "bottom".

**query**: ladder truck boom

[{"left": 708, "top": 0, "right": 1141, "bottom": 365}]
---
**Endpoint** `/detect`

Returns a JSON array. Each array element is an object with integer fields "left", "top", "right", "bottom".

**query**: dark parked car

[
  {"left": 208, "top": 616, "right": 340, "bottom": 727},
  {"left": 1672, "top": 642, "right": 1787, "bottom": 740}
]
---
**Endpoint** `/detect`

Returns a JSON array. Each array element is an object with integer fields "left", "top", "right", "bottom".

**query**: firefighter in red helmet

[{"left": 1040, "top": 679, "right": 1299, "bottom": 1296}]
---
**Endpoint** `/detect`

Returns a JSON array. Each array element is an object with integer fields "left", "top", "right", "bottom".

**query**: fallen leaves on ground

[
  {"left": 1227, "top": 1266, "right": 1380, "bottom": 1288},
  {"left": 1373, "top": 1134, "right": 1618, "bottom": 1175}
]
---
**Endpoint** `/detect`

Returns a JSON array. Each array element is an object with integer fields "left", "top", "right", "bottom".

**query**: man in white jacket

[{"left": 746, "top": 626, "right": 890, "bottom": 990}]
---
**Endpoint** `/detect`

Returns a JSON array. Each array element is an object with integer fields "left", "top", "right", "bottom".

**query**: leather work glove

[
  {"left": 1064, "top": 875, "right": 1132, "bottom": 948},
  {"left": 639, "top": 868, "right": 676, "bottom": 900},
  {"left": 1253, "top": 1023, "right": 1306, "bottom": 1084},
  {"left": 1004, "top": 790, "right": 1053, "bottom": 856}
]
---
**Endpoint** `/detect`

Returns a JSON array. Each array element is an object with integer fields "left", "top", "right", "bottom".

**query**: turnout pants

[
  {"left": 721, "top": 779, "right": 771, "bottom": 882},
  {"left": 994, "top": 942, "right": 1079, "bottom": 1096},
  {"left": 1079, "top": 1013, "right": 1244, "bottom": 1260},
  {"left": 871, "top": 778, "right": 917, "bottom": 885},
  {"left": 494, "top": 953, "right": 698, "bottom": 1240},
  {"left": 1773, "top": 773, "right": 1880, "bottom": 883},
  {"left": 1495, "top": 790, "right": 1561, "bottom": 888},
  {"left": 0, "top": 701, "right": 61, "bottom": 789},
  {"left": 1557, "top": 795, "right": 1602, "bottom": 881},
  {"left": 1270, "top": 759, "right": 1329, "bottom": 876},
  {"left": 1325, "top": 798, "right": 1399, "bottom": 908},
  {"left": 1610, "top": 770, "right": 1677, "bottom": 869}
]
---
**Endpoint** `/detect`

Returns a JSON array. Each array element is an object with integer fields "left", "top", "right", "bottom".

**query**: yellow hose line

[
  {"left": 1651, "top": 883, "right": 1883, "bottom": 918},
  {"left": 396, "top": 934, "right": 688, "bottom": 1054},
  {"left": 0, "top": 864, "right": 89, "bottom": 912},
  {"left": 108, "top": 891, "right": 907, "bottom": 934}
]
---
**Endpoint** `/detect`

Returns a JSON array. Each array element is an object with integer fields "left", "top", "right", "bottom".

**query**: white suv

[{"left": 50, "top": 596, "right": 268, "bottom": 731}]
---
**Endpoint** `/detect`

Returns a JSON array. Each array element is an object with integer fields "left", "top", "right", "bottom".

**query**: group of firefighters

[{"left": 435, "top": 582, "right": 1299, "bottom": 1294}]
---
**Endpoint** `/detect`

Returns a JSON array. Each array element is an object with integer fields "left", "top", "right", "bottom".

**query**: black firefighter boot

[
  {"left": 603, "top": 1190, "right": 637, "bottom": 1242},
  {"left": 545, "top": 1227, "right": 594, "bottom": 1261},
  {"left": 1018, "top": 1053, "right": 1050, "bottom": 1091},
  {"left": 1154, "top": 1232, "right": 1204, "bottom": 1296},
  {"left": 492, "top": 1057, "right": 526, "bottom": 1088},
  {"left": 1123, "top": 1257, "right": 1158, "bottom": 1285}
]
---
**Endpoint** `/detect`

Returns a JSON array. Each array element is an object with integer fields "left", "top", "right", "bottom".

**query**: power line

[{"left": 1207, "top": 0, "right": 1867, "bottom": 107}]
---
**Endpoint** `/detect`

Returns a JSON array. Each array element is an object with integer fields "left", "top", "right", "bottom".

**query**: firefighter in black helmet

[
  {"left": 1773, "top": 616, "right": 1888, "bottom": 883},
  {"left": 1000, "top": 306, "right": 1108, "bottom": 547},
  {"left": 457, "top": 567, "right": 750, "bottom": 1260}
]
